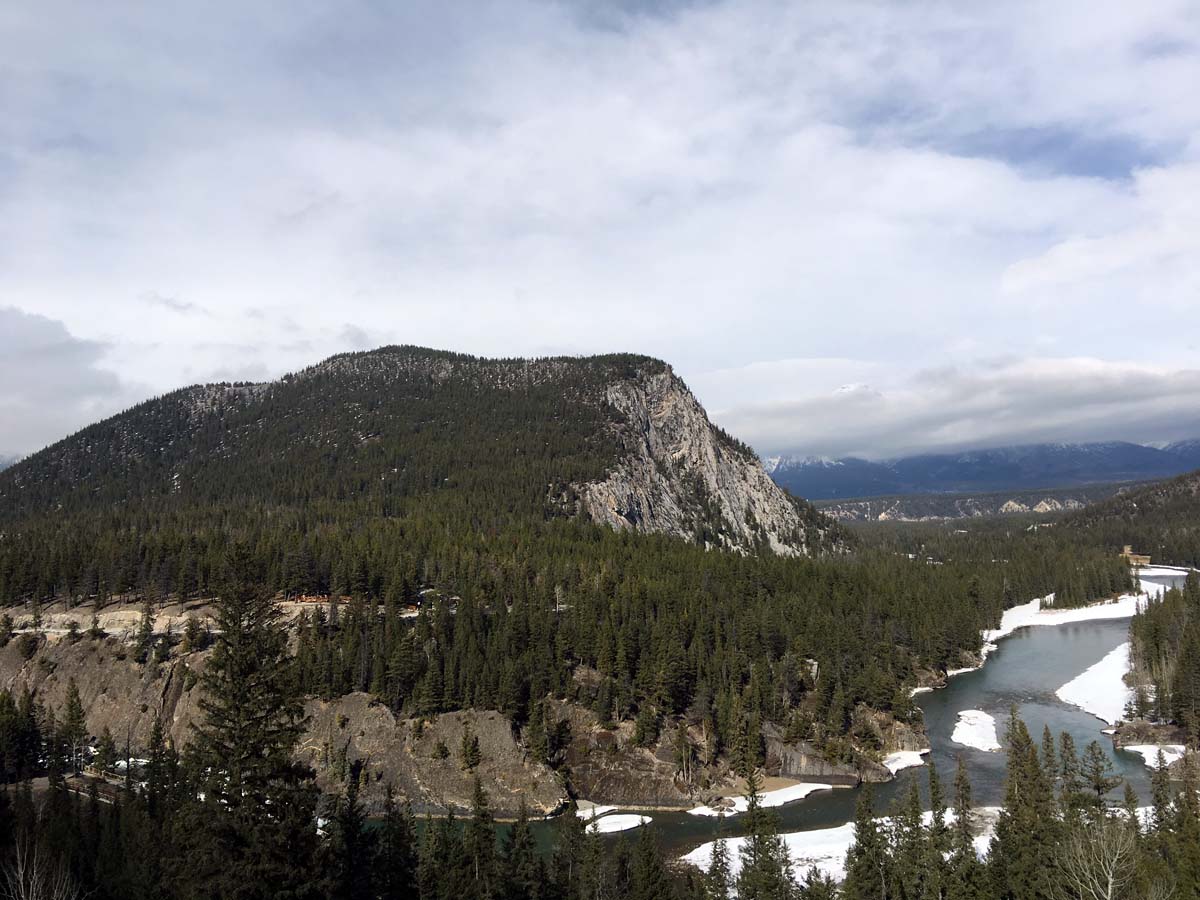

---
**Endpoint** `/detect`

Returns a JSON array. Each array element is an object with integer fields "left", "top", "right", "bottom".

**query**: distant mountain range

[
  {"left": 0, "top": 455, "right": 17, "bottom": 472},
  {"left": 766, "top": 440, "right": 1200, "bottom": 501}
]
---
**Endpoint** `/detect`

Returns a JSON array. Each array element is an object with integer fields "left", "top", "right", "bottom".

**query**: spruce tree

[
  {"left": 173, "top": 546, "right": 323, "bottom": 900},
  {"left": 843, "top": 783, "right": 889, "bottom": 900},
  {"left": 501, "top": 798, "right": 542, "bottom": 900},
  {"left": 946, "top": 756, "right": 984, "bottom": 900},
  {"left": 631, "top": 826, "right": 673, "bottom": 900},
  {"left": 464, "top": 778, "right": 498, "bottom": 898},
  {"left": 736, "top": 767, "right": 794, "bottom": 900},
  {"left": 988, "top": 712, "right": 1056, "bottom": 900},
  {"left": 61, "top": 677, "right": 87, "bottom": 774},
  {"left": 706, "top": 830, "right": 733, "bottom": 900},
  {"left": 1080, "top": 740, "right": 1120, "bottom": 820},
  {"left": 376, "top": 785, "right": 419, "bottom": 899},
  {"left": 331, "top": 763, "right": 374, "bottom": 900}
]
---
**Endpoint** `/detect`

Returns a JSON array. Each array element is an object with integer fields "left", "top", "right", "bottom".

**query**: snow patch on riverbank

[
  {"left": 687, "top": 782, "right": 834, "bottom": 817},
  {"left": 1123, "top": 745, "right": 1187, "bottom": 767},
  {"left": 882, "top": 750, "right": 929, "bottom": 774},
  {"left": 681, "top": 807, "right": 1001, "bottom": 884},
  {"left": 937, "top": 586, "right": 1153, "bottom": 683},
  {"left": 951, "top": 710, "right": 1001, "bottom": 751},
  {"left": 1055, "top": 642, "right": 1132, "bottom": 725},
  {"left": 987, "top": 591, "right": 1147, "bottom": 641},
  {"left": 575, "top": 803, "right": 617, "bottom": 820}
]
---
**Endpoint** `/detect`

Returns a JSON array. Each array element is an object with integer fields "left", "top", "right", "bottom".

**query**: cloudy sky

[{"left": 2, "top": 1, "right": 1198, "bottom": 460}]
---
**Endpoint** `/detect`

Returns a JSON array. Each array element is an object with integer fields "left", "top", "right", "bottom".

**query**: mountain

[
  {"left": 0, "top": 455, "right": 16, "bottom": 472},
  {"left": 817, "top": 481, "right": 1139, "bottom": 523},
  {"left": 769, "top": 440, "right": 1200, "bottom": 500},
  {"left": 1061, "top": 466, "right": 1200, "bottom": 567},
  {"left": 0, "top": 346, "right": 834, "bottom": 567},
  {"left": 1163, "top": 439, "right": 1200, "bottom": 470}
]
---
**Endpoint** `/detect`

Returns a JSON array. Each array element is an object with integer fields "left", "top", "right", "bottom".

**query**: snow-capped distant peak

[{"left": 763, "top": 455, "right": 847, "bottom": 473}]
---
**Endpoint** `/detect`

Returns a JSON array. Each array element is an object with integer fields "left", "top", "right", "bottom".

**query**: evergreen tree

[
  {"left": 461, "top": 725, "right": 483, "bottom": 772},
  {"left": 631, "top": 826, "right": 673, "bottom": 900},
  {"left": 172, "top": 546, "right": 323, "bottom": 900},
  {"left": 331, "top": 763, "right": 374, "bottom": 900},
  {"left": 736, "top": 767, "right": 795, "bottom": 900},
  {"left": 988, "top": 712, "right": 1057, "bottom": 900},
  {"left": 946, "top": 757, "right": 985, "bottom": 900},
  {"left": 464, "top": 778, "right": 498, "bottom": 899},
  {"left": 843, "top": 783, "right": 889, "bottom": 900},
  {"left": 501, "top": 798, "right": 542, "bottom": 900},
  {"left": 706, "top": 829, "right": 733, "bottom": 900},
  {"left": 61, "top": 678, "right": 87, "bottom": 774},
  {"left": 376, "top": 785, "right": 418, "bottom": 899}
]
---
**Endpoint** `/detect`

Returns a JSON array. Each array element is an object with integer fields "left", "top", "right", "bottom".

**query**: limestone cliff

[{"left": 576, "top": 369, "right": 837, "bottom": 556}]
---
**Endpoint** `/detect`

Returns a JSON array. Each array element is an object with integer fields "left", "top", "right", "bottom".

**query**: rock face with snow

[{"left": 576, "top": 368, "right": 838, "bottom": 556}]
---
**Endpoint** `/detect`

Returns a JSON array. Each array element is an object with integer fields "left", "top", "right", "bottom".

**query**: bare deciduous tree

[
  {"left": 1053, "top": 819, "right": 1138, "bottom": 900},
  {"left": 1, "top": 840, "right": 84, "bottom": 900}
]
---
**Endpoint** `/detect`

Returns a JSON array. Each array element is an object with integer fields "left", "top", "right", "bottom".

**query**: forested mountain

[
  {"left": 768, "top": 440, "right": 1200, "bottom": 501},
  {"left": 1060, "top": 468, "right": 1200, "bottom": 567},
  {"left": 0, "top": 346, "right": 832, "bottom": 568}
]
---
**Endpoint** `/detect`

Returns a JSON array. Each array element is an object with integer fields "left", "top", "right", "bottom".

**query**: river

[{"left": 535, "top": 570, "right": 1188, "bottom": 859}]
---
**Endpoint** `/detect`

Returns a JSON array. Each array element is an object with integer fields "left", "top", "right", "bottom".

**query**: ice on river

[
  {"left": 1055, "top": 642, "right": 1132, "bottom": 725},
  {"left": 951, "top": 710, "right": 1001, "bottom": 752},
  {"left": 882, "top": 750, "right": 929, "bottom": 774},
  {"left": 587, "top": 813, "right": 651, "bottom": 834},
  {"left": 687, "top": 782, "right": 834, "bottom": 817}
]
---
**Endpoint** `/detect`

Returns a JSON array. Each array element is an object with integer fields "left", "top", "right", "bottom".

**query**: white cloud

[
  {"left": 0, "top": 308, "right": 144, "bottom": 456},
  {"left": 710, "top": 357, "right": 1200, "bottom": 459},
  {"left": 0, "top": 1, "right": 1197, "bottom": 453}
]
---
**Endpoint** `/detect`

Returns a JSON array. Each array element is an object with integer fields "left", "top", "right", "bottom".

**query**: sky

[{"left": 2, "top": 1, "right": 1199, "bottom": 461}]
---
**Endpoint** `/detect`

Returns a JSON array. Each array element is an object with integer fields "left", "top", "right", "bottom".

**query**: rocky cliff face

[
  {"left": 576, "top": 369, "right": 835, "bottom": 556},
  {"left": 0, "top": 631, "right": 563, "bottom": 817}
]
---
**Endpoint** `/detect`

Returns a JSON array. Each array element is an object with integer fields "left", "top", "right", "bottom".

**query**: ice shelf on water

[
  {"left": 882, "top": 750, "right": 929, "bottom": 774},
  {"left": 586, "top": 814, "right": 651, "bottom": 834},
  {"left": 951, "top": 710, "right": 1001, "bottom": 752},
  {"left": 687, "top": 782, "right": 834, "bottom": 817}
]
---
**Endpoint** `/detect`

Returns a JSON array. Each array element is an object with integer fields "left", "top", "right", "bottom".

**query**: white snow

[
  {"left": 587, "top": 813, "right": 650, "bottom": 834},
  {"left": 681, "top": 807, "right": 1001, "bottom": 885},
  {"left": 683, "top": 821, "right": 857, "bottom": 882},
  {"left": 687, "top": 782, "right": 834, "bottom": 817},
  {"left": 1122, "top": 745, "right": 1187, "bottom": 767},
  {"left": 951, "top": 710, "right": 1001, "bottom": 752},
  {"left": 1055, "top": 643, "right": 1132, "bottom": 725},
  {"left": 935, "top": 586, "right": 1156, "bottom": 684},
  {"left": 882, "top": 750, "right": 929, "bottom": 774},
  {"left": 575, "top": 804, "right": 618, "bottom": 820},
  {"left": 909, "top": 686, "right": 934, "bottom": 697},
  {"left": 986, "top": 591, "right": 1148, "bottom": 642},
  {"left": 1137, "top": 566, "right": 1195, "bottom": 578}
]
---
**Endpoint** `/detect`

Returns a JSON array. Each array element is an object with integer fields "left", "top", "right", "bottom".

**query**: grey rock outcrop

[{"left": 577, "top": 369, "right": 833, "bottom": 556}]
